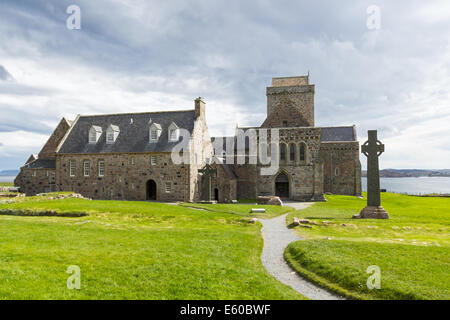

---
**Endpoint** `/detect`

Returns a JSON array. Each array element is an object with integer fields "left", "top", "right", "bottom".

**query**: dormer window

[
  {"left": 149, "top": 123, "right": 162, "bottom": 142},
  {"left": 168, "top": 122, "right": 179, "bottom": 141},
  {"left": 106, "top": 124, "right": 120, "bottom": 144},
  {"left": 89, "top": 126, "right": 102, "bottom": 144}
]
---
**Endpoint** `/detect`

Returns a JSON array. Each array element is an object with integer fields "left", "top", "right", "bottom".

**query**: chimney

[{"left": 194, "top": 97, "right": 205, "bottom": 119}]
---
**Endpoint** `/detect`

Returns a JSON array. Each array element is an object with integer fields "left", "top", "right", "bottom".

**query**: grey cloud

[
  {"left": 0, "top": 65, "right": 14, "bottom": 81},
  {"left": 0, "top": 0, "right": 449, "bottom": 169}
]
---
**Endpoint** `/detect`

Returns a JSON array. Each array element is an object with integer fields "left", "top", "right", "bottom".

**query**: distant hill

[
  {"left": 0, "top": 170, "right": 19, "bottom": 176},
  {"left": 362, "top": 169, "right": 450, "bottom": 178}
]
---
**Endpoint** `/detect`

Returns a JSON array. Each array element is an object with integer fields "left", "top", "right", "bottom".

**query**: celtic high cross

[{"left": 356, "top": 130, "right": 389, "bottom": 219}]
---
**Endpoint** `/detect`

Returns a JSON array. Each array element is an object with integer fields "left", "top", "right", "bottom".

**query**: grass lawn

[
  {"left": 179, "top": 202, "right": 295, "bottom": 219},
  {"left": 285, "top": 193, "right": 450, "bottom": 300},
  {"left": 0, "top": 182, "right": 13, "bottom": 187},
  {"left": 0, "top": 194, "right": 304, "bottom": 300}
]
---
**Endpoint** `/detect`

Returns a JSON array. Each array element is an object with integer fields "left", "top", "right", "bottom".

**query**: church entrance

[
  {"left": 275, "top": 172, "right": 289, "bottom": 198},
  {"left": 146, "top": 179, "right": 157, "bottom": 200},
  {"left": 214, "top": 188, "right": 219, "bottom": 201}
]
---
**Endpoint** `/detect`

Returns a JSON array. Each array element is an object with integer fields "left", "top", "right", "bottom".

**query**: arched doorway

[
  {"left": 275, "top": 172, "right": 289, "bottom": 198},
  {"left": 214, "top": 188, "right": 219, "bottom": 201},
  {"left": 146, "top": 179, "right": 157, "bottom": 200}
]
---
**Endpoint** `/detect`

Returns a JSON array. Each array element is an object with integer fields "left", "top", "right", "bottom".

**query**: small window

[
  {"left": 149, "top": 123, "right": 162, "bottom": 142},
  {"left": 89, "top": 131, "right": 97, "bottom": 143},
  {"left": 168, "top": 122, "right": 179, "bottom": 141},
  {"left": 289, "top": 144, "right": 295, "bottom": 162},
  {"left": 83, "top": 160, "right": 90, "bottom": 177},
  {"left": 69, "top": 160, "right": 76, "bottom": 177},
  {"left": 130, "top": 157, "right": 135, "bottom": 165},
  {"left": 150, "top": 130, "right": 158, "bottom": 140},
  {"left": 283, "top": 121, "right": 288, "bottom": 127},
  {"left": 165, "top": 182, "right": 172, "bottom": 193},
  {"left": 32, "top": 170, "right": 37, "bottom": 177},
  {"left": 335, "top": 167, "right": 340, "bottom": 177},
  {"left": 151, "top": 155, "right": 157, "bottom": 166},
  {"left": 300, "top": 144, "right": 306, "bottom": 161},
  {"left": 106, "top": 125, "right": 120, "bottom": 144},
  {"left": 98, "top": 160, "right": 105, "bottom": 177},
  {"left": 106, "top": 132, "right": 114, "bottom": 143},
  {"left": 280, "top": 144, "right": 286, "bottom": 161},
  {"left": 89, "top": 126, "right": 102, "bottom": 144}
]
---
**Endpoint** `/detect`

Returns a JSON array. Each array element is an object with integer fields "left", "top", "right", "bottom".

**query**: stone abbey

[{"left": 15, "top": 75, "right": 362, "bottom": 202}]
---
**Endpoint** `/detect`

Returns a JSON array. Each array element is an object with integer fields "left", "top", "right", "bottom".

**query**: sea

[
  {"left": 2, "top": 175, "right": 450, "bottom": 194},
  {"left": 362, "top": 177, "right": 450, "bottom": 194},
  {"left": 0, "top": 176, "right": 15, "bottom": 183}
]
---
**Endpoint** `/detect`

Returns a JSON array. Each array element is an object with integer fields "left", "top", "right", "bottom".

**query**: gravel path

[{"left": 260, "top": 206, "right": 344, "bottom": 300}]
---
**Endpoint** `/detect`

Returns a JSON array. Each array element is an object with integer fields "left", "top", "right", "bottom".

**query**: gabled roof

[
  {"left": 107, "top": 124, "right": 120, "bottom": 132},
  {"left": 24, "top": 159, "right": 56, "bottom": 169},
  {"left": 150, "top": 122, "right": 162, "bottom": 130},
  {"left": 320, "top": 126, "right": 356, "bottom": 142},
  {"left": 58, "top": 110, "right": 196, "bottom": 154},
  {"left": 90, "top": 125, "right": 102, "bottom": 133}
]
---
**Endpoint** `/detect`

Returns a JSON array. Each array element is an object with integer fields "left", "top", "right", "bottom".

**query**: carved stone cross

[
  {"left": 355, "top": 130, "right": 389, "bottom": 219},
  {"left": 198, "top": 163, "right": 217, "bottom": 202}
]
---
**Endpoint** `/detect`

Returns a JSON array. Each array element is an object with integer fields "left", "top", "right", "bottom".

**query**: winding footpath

[{"left": 260, "top": 202, "right": 344, "bottom": 300}]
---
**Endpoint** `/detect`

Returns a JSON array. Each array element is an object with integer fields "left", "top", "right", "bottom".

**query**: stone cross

[
  {"left": 355, "top": 130, "right": 389, "bottom": 219},
  {"left": 198, "top": 164, "right": 217, "bottom": 202}
]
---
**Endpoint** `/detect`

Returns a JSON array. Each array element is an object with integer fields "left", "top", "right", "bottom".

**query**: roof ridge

[{"left": 79, "top": 109, "right": 195, "bottom": 118}]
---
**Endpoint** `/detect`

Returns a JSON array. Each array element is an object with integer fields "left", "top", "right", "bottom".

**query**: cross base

[{"left": 353, "top": 206, "right": 389, "bottom": 219}]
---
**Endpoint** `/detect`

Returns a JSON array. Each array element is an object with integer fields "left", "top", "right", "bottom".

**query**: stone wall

[
  {"left": 210, "top": 164, "right": 237, "bottom": 203},
  {"left": 55, "top": 153, "right": 189, "bottom": 201},
  {"left": 231, "top": 127, "right": 323, "bottom": 201},
  {"left": 262, "top": 81, "right": 315, "bottom": 128},
  {"left": 39, "top": 118, "right": 71, "bottom": 159},
  {"left": 320, "top": 141, "right": 362, "bottom": 196},
  {"left": 15, "top": 168, "right": 56, "bottom": 196}
]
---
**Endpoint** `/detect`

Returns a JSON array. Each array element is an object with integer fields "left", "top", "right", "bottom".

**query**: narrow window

[
  {"left": 89, "top": 131, "right": 97, "bottom": 143},
  {"left": 98, "top": 160, "right": 105, "bottom": 177},
  {"left": 283, "top": 121, "right": 288, "bottom": 127},
  {"left": 169, "top": 129, "right": 177, "bottom": 141},
  {"left": 335, "top": 167, "right": 340, "bottom": 177},
  {"left": 151, "top": 155, "right": 157, "bottom": 166},
  {"left": 130, "top": 157, "right": 135, "bottom": 165},
  {"left": 289, "top": 144, "right": 295, "bottom": 162},
  {"left": 300, "top": 144, "right": 306, "bottom": 161},
  {"left": 69, "top": 160, "right": 76, "bottom": 177},
  {"left": 165, "top": 182, "right": 172, "bottom": 193},
  {"left": 106, "top": 132, "right": 114, "bottom": 143},
  {"left": 280, "top": 144, "right": 286, "bottom": 161},
  {"left": 32, "top": 170, "right": 37, "bottom": 177},
  {"left": 83, "top": 160, "right": 90, "bottom": 177}
]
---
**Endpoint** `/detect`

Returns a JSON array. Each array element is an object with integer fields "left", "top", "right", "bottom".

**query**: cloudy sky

[{"left": 0, "top": 0, "right": 449, "bottom": 171}]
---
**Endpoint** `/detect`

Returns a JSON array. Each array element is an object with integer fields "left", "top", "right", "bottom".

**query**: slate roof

[
  {"left": 211, "top": 126, "right": 356, "bottom": 154},
  {"left": 320, "top": 126, "right": 356, "bottom": 142},
  {"left": 24, "top": 159, "right": 56, "bottom": 169},
  {"left": 58, "top": 110, "right": 195, "bottom": 154}
]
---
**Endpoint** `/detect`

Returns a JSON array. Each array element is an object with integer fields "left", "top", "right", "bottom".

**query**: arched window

[
  {"left": 280, "top": 144, "right": 286, "bottom": 161},
  {"left": 300, "top": 144, "right": 306, "bottom": 161},
  {"left": 289, "top": 144, "right": 295, "bottom": 162}
]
